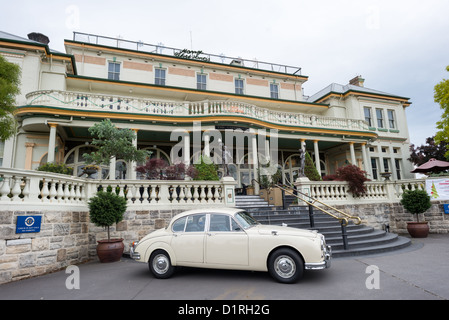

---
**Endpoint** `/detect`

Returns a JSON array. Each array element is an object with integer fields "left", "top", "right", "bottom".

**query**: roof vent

[{"left": 27, "top": 32, "right": 50, "bottom": 45}]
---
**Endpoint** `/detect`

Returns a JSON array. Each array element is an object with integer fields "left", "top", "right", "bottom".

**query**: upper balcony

[{"left": 21, "top": 90, "right": 374, "bottom": 138}]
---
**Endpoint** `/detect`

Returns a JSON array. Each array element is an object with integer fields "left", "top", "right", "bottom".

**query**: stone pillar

[
  {"left": 47, "top": 123, "right": 58, "bottom": 163},
  {"left": 361, "top": 143, "right": 370, "bottom": 176},
  {"left": 109, "top": 156, "right": 116, "bottom": 180}
]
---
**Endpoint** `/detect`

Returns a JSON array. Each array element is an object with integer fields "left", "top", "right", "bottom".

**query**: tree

[
  {"left": 409, "top": 136, "right": 449, "bottom": 166},
  {"left": 434, "top": 66, "right": 449, "bottom": 157},
  {"left": 0, "top": 55, "right": 21, "bottom": 140},
  {"left": 83, "top": 119, "right": 148, "bottom": 165},
  {"left": 304, "top": 152, "right": 322, "bottom": 181}
]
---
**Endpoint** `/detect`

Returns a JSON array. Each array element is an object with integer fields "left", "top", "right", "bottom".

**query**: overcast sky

[{"left": 2, "top": 0, "right": 449, "bottom": 148}]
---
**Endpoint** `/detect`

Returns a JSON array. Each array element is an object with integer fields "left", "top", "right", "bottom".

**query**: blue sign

[
  {"left": 16, "top": 216, "right": 42, "bottom": 234},
  {"left": 444, "top": 204, "right": 449, "bottom": 214}
]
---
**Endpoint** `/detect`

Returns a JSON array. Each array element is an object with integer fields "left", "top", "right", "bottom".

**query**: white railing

[
  {"left": 25, "top": 90, "right": 370, "bottom": 132},
  {"left": 0, "top": 168, "right": 236, "bottom": 209},
  {"left": 295, "top": 179, "right": 426, "bottom": 205}
]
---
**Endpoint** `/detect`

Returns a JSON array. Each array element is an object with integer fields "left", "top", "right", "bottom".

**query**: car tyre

[
  {"left": 268, "top": 248, "right": 304, "bottom": 284},
  {"left": 149, "top": 250, "right": 175, "bottom": 279}
]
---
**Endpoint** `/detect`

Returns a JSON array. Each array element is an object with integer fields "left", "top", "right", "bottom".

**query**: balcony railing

[
  {"left": 25, "top": 90, "right": 371, "bottom": 132},
  {"left": 0, "top": 168, "right": 236, "bottom": 209}
]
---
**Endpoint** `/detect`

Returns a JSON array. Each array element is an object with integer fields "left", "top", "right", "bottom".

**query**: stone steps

[{"left": 235, "top": 196, "right": 411, "bottom": 257}]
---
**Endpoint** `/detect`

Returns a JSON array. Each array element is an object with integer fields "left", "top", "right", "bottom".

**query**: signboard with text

[
  {"left": 426, "top": 178, "right": 449, "bottom": 200},
  {"left": 16, "top": 216, "right": 42, "bottom": 234}
]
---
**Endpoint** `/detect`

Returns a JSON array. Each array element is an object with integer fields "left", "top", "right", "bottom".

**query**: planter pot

[
  {"left": 96, "top": 238, "right": 124, "bottom": 263},
  {"left": 407, "top": 222, "right": 429, "bottom": 238}
]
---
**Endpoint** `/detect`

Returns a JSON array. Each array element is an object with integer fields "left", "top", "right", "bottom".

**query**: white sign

[{"left": 426, "top": 178, "right": 449, "bottom": 200}]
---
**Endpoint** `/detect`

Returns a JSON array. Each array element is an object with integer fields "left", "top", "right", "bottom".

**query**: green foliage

[
  {"left": 304, "top": 152, "right": 322, "bottom": 181},
  {"left": 434, "top": 66, "right": 449, "bottom": 157},
  {"left": 83, "top": 119, "right": 149, "bottom": 165},
  {"left": 37, "top": 162, "right": 73, "bottom": 175},
  {"left": 88, "top": 191, "right": 127, "bottom": 240},
  {"left": 193, "top": 156, "right": 219, "bottom": 181},
  {"left": 258, "top": 165, "right": 282, "bottom": 189},
  {"left": 400, "top": 189, "right": 431, "bottom": 222},
  {"left": 0, "top": 55, "right": 21, "bottom": 140}
]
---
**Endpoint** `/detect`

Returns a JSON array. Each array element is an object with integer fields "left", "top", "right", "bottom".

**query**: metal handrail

[{"left": 275, "top": 183, "right": 362, "bottom": 226}]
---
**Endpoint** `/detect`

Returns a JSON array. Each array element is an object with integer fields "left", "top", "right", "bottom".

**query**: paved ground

[{"left": 1, "top": 234, "right": 448, "bottom": 301}]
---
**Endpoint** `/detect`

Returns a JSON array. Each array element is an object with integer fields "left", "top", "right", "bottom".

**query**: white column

[
  {"left": 129, "top": 129, "right": 138, "bottom": 180},
  {"left": 184, "top": 131, "right": 191, "bottom": 166},
  {"left": 109, "top": 156, "right": 116, "bottom": 180},
  {"left": 252, "top": 132, "right": 259, "bottom": 194},
  {"left": 313, "top": 140, "right": 321, "bottom": 175},
  {"left": 361, "top": 143, "right": 370, "bottom": 176},
  {"left": 203, "top": 132, "right": 210, "bottom": 159},
  {"left": 349, "top": 142, "right": 356, "bottom": 165},
  {"left": 47, "top": 123, "right": 58, "bottom": 163},
  {"left": 389, "top": 145, "right": 398, "bottom": 180}
]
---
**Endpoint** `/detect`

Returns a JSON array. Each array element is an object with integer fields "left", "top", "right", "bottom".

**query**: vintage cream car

[{"left": 130, "top": 208, "right": 331, "bottom": 283}]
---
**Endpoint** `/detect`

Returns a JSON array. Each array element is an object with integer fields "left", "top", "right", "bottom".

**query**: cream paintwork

[{"left": 132, "top": 207, "right": 331, "bottom": 274}]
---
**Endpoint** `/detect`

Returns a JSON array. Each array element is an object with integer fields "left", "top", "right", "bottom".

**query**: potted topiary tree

[
  {"left": 88, "top": 191, "right": 127, "bottom": 262},
  {"left": 400, "top": 189, "right": 432, "bottom": 238}
]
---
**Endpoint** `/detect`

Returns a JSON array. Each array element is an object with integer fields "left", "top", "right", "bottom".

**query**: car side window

[
  {"left": 210, "top": 214, "right": 242, "bottom": 232},
  {"left": 185, "top": 214, "right": 206, "bottom": 232},
  {"left": 172, "top": 217, "right": 187, "bottom": 232}
]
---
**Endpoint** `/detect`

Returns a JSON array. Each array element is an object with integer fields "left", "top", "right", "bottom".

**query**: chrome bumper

[
  {"left": 130, "top": 242, "right": 141, "bottom": 260},
  {"left": 305, "top": 245, "right": 332, "bottom": 270}
]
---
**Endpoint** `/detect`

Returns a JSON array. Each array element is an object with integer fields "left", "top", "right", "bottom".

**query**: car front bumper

[
  {"left": 305, "top": 245, "right": 332, "bottom": 270},
  {"left": 130, "top": 242, "right": 141, "bottom": 260}
]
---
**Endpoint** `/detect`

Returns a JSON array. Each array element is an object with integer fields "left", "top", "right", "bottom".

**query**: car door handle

[{"left": 207, "top": 233, "right": 213, "bottom": 236}]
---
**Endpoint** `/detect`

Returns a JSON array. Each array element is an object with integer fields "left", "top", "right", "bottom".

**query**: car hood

[{"left": 253, "top": 224, "right": 318, "bottom": 238}]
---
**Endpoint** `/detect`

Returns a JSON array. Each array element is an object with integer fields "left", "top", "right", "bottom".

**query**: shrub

[
  {"left": 88, "top": 191, "right": 127, "bottom": 240},
  {"left": 332, "top": 165, "right": 369, "bottom": 197},
  {"left": 400, "top": 189, "right": 431, "bottom": 222},
  {"left": 304, "top": 152, "right": 322, "bottom": 181},
  {"left": 193, "top": 156, "right": 219, "bottom": 181},
  {"left": 37, "top": 162, "right": 73, "bottom": 175},
  {"left": 136, "top": 158, "right": 198, "bottom": 180}
]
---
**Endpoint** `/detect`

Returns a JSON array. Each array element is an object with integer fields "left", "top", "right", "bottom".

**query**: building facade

[{"left": 0, "top": 31, "right": 414, "bottom": 191}]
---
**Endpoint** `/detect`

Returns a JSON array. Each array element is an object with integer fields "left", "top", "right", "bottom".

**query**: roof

[
  {"left": 0, "top": 31, "right": 63, "bottom": 54},
  {"left": 308, "top": 83, "right": 410, "bottom": 104}
]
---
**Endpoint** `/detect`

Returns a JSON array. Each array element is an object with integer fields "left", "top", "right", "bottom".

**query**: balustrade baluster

[
  {"left": 49, "top": 179, "right": 57, "bottom": 202},
  {"left": 141, "top": 184, "right": 149, "bottom": 203},
  {"left": 0, "top": 175, "right": 11, "bottom": 201},
  {"left": 41, "top": 179, "right": 50, "bottom": 202}
]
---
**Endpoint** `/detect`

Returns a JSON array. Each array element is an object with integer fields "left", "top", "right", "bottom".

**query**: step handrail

[{"left": 275, "top": 183, "right": 362, "bottom": 226}]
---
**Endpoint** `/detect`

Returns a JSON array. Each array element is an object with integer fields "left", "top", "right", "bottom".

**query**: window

[
  {"left": 197, "top": 73, "right": 207, "bottom": 90},
  {"left": 155, "top": 68, "right": 166, "bottom": 86},
  {"left": 235, "top": 79, "right": 244, "bottom": 95},
  {"left": 383, "top": 158, "right": 390, "bottom": 172},
  {"left": 270, "top": 83, "right": 279, "bottom": 99},
  {"left": 387, "top": 110, "right": 396, "bottom": 129},
  {"left": 376, "top": 109, "right": 384, "bottom": 128},
  {"left": 172, "top": 214, "right": 206, "bottom": 232},
  {"left": 108, "top": 62, "right": 120, "bottom": 80},
  {"left": 364, "top": 107, "right": 372, "bottom": 127},
  {"left": 371, "top": 158, "right": 378, "bottom": 180},
  {"left": 395, "top": 159, "right": 402, "bottom": 180}
]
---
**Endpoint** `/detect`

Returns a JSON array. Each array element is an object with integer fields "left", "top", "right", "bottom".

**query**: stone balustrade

[{"left": 25, "top": 90, "right": 370, "bottom": 132}]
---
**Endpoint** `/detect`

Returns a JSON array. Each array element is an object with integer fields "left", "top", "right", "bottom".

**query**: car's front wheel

[
  {"left": 149, "top": 250, "right": 175, "bottom": 279},
  {"left": 268, "top": 248, "right": 304, "bottom": 284}
]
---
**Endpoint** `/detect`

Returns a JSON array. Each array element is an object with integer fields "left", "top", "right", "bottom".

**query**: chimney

[
  {"left": 27, "top": 32, "right": 50, "bottom": 45},
  {"left": 349, "top": 75, "right": 365, "bottom": 87}
]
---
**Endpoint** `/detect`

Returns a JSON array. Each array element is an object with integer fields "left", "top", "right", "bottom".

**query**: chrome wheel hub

[
  {"left": 153, "top": 254, "right": 169, "bottom": 274},
  {"left": 274, "top": 255, "right": 296, "bottom": 278}
]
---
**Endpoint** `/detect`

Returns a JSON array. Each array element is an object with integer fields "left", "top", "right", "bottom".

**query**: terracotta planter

[
  {"left": 96, "top": 238, "right": 124, "bottom": 263},
  {"left": 406, "top": 222, "right": 429, "bottom": 238}
]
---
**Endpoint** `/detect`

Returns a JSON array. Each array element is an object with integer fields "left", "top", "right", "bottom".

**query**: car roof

[{"left": 171, "top": 207, "right": 245, "bottom": 221}]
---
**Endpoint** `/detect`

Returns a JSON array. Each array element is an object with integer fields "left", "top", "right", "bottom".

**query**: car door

[
  {"left": 205, "top": 214, "right": 249, "bottom": 266},
  {"left": 170, "top": 214, "right": 206, "bottom": 264}
]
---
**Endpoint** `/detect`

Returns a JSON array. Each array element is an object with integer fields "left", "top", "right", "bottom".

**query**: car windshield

[{"left": 234, "top": 211, "right": 259, "bottom": 229}]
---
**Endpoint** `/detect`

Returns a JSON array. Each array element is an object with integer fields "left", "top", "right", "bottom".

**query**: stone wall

[
  {"left": 0, "top": 205, "right": 184, "bottom": 284},
  {"left": 333, "top": 201, "right": 449, "bottom": 234}
]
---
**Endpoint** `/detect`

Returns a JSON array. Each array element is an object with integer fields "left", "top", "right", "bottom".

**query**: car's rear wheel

[
  {"left": 149, "top": 250, "right": 175, "bottom": 279},
  {"left": 268, "top": 248, "right": 304, "bottom": 284}
]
